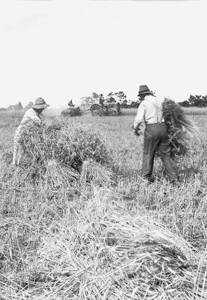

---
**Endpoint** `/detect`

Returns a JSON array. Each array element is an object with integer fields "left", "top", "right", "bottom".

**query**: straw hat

[
  {"left": 138, "top": 85, "right": 154, "bottom": 97},
  {"left": 32, "top": 97, "right": 50, "bottom": 109}
]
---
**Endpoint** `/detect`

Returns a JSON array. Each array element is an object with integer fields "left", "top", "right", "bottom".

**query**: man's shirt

[
  {"left": 134, "top": 95, "right": 165, "bottom": 129},
  {"left": 19, "top": 108, "right": 44, "bottom": 130}
]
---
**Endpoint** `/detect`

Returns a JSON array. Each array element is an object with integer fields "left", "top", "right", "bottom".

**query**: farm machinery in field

[
  {"left": 61, "top": 106, "right": 83, "bottom": 117},
  {"left": 90, "top": 102, "right": 121, "bottom": 116},
  {"left": 61, "top": 98, "right": 121, "bottom": 118},
  {"left": 61, "top": 100, "right": 83, "bottom": 117}
]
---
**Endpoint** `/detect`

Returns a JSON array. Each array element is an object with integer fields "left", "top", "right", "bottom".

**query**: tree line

[
  {"left": 0, "top": 101, "right": 34, "bottom": 111},
  {"left": 2, "top": 93, "right": 206, "bottom": 111},
  {"left": 0, "top": 92, "right": 140, "bottom": 111},
  {"left": 81, "top": 91, "right": 139, "bottom": 108},
  {"left": 179, "top": 95, "right": 207, "bottom": 107}
]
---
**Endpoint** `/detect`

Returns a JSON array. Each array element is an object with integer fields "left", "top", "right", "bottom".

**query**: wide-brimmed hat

[
  {"left": 138, "top": 85, "right": 154, "bottom": 97},
  {"left": 32, "top": 97, "right": 50, "bottom": 109}
]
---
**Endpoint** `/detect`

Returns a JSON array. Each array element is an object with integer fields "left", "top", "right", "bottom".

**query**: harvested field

[
  {"left": 182, "top": 107, "right": 207, "bottom": 115},
  {"left": 0, "top": 110, "right": 207, "bottom": 299}
]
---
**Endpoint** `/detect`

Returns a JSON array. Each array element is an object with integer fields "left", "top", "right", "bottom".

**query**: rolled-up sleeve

[{"left": 134, "top": 102, "right": 145, "bottom": 129}]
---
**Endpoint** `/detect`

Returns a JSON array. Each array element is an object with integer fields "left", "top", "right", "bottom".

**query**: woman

[{"left": 12, "top": 97, "right": 50, "bottom": 166}]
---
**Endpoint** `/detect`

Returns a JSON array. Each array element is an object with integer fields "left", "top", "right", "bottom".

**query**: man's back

[{"left": 138, "top": 95, "right": 164, "bottom": 125}]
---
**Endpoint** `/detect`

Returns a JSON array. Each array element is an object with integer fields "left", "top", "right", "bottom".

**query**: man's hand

[
  {"left": 132, "top": 125, "right": 141, "bottom": 136},
  {"left": 134, "top": 129, "right": 141, "bottom": 136}
]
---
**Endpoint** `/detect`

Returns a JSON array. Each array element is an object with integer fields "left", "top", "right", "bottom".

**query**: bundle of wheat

[
  {"left": 44, "top": 159, "right": 80, "bottom": 189},
  {"left": 2, "top": 119, "right": 114, "bottom": 189},
  {"left": 80, "top": 160, "right": 115, "bottom": 188},
  {"left": 162, "top": 98, "right": 199, "bottom": 157},
  {"left": 20, "top": 201, "right": 206, "bottom": 300},
  {"left": 60, "top": 122, "right": 113, "bottom": 166}
]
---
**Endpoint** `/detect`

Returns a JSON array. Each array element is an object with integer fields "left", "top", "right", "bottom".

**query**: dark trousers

[{"left": 141, "top": 123, "right": 177, "bottom": 181}]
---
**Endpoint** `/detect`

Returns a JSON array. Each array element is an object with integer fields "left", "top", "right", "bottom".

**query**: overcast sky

[{"left": 0, "top": 0, "right": 207, "bottom": 108}]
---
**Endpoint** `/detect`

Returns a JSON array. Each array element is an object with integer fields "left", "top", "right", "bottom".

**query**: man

[
  {"left": 99, "top": 94, "right": 104, "bottom": 107},
  {"left": 68, "top": 100, "right": 75, "bottom": 107},
  {"left": 116, "top": 99, "right": 121, "bottom": 116},
  {"left": 12, "top": 97, "right": 50, "bottom": 166},
  {"left": 133, "top": 85, "right": 177, "bottom": 183}
]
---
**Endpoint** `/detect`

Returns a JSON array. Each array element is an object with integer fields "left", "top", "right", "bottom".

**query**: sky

[{"left": 0, "top": 0, "right": 207, "bottom": 108}]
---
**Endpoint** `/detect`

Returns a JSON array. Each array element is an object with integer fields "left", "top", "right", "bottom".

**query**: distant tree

[
  {"left": 7, "top": 102, "right": 24, "bottom": 110},
  {"left": 91, "top": 92, "right": 99, "bottom": 100},
  {"left": 188, "top": 95, "right": 207, "bottom": 107},
  {"left": 7, "top": 105, "right": 15, "bottom": 110},
  {"left": 15, "top": 102, "right": 24, "bottom": 110},
  {"left": 106, "top": 92, "right": 116, "bottom": 103},
  {"left": 24, "top": 101, "right": 34, "bottom": 111},
  {"left": 115, "top": 91, "right": 127, "bottom": 103},
  {"left": 121, "top": 99, "right": 128, "bottom": 108},
  {"left": 179, "top": 100, "right": 190, "bottom": 107},
  {"left": 130, "top": 101, "right": 139, "bottom": 108}
]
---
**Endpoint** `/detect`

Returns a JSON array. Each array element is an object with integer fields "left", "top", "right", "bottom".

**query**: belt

[{"left": 146, "top": 122, "right": 165, "bottom": 125}]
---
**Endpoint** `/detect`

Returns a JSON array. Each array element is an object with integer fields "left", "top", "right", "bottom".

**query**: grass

[
  {"left": 0, "top": 109, "right": 207, "bottom": 299},
  {"left": 182, "top": 107, "right": 207, "bottom": 115}
]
